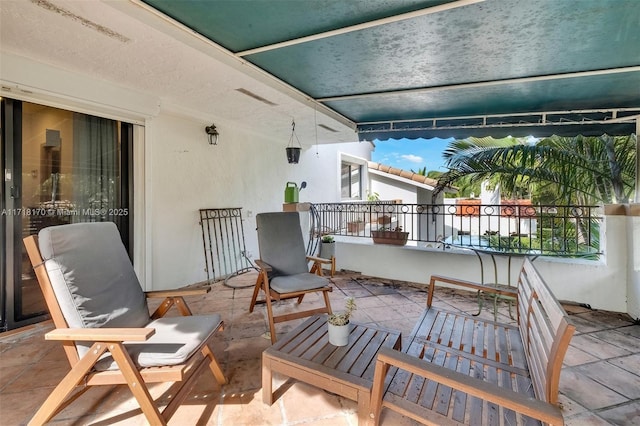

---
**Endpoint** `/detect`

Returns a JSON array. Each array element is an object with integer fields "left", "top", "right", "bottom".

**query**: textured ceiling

[
  {"left": 0, "top": 0, "right": 357, "bottom": 144},
  {"left": 142, "top": 0, "right": 640, "bottom": 139}
]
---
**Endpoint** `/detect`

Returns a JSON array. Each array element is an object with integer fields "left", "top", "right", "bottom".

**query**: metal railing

[{"left": 311, "top": 202, "right": 602, "bottom": 258}]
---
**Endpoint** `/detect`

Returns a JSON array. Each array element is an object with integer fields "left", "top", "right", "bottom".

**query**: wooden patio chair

[
  {"left": 249, "top": 212, "right": 333, "bottom": 343},
  {"left": 23, "top": 222, "right": 226, "bottom": 425}
]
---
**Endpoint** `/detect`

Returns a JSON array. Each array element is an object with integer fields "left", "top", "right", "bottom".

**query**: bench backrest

[{"left": 516, "top": 258, "right": 575, "bottom": 404}]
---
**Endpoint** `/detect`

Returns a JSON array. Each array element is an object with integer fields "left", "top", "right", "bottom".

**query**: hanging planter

[
  {"left": 286, "top": 146, "right": 301, "bottom": 164},
  {"left": 286, "top": 120, "right": 302, "bottom": 164}
]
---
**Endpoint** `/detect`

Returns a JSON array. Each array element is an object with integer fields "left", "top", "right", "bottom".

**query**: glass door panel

[{"left": 2, "top": 99, "right": 131, "bottom": 330}]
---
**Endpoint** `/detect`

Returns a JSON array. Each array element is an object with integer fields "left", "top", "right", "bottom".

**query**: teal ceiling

[{"left": 143, "top": 0, "right": 640, "bottom": 139}]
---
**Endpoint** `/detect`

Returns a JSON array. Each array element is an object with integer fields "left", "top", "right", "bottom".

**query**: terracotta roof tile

[{"left": 368, "top": 161, "right": 448, "bottom": 189}]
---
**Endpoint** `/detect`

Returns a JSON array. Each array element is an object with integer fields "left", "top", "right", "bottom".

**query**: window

[{"left": 341, "top": 162, "right": 361, "bottom": 200}]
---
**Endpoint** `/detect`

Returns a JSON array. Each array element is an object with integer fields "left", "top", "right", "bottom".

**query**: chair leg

[
  {"left": 29, "top": 343, "right": 108, "bottom": 426},
  {"left": 201, "top": 342, "right": 227, "bottom": 385},
  {"left": 110, "top": 343, "right": 166, "bottom": 425},
  {"left": 323, "top": 289, "right": 333, "bottom": 314},
  {"left": 297, "top": 294, "right": 305, "bottom": 304},
  {"left": 263, "top": 282, "right": 278, "bottom": 344},
  {"left": 330, "top": 256, "right": 336, "bottom": 277},
  {"left": 249, "top": 272, "right": 265, "bottom": 313}
]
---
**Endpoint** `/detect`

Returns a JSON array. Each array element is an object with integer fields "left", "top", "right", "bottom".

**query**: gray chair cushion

[
  {"left": 96, "top": 314, "right": 222, "bottom": 371},
  {"left": 39, "top": 222, "right": 150, "bottom": 332},
  {"left": 256, "top": 212, "right": 309, "bottom": 276},
  {"left": 270, "top": 273, "right": 329, "bottom": 293}
]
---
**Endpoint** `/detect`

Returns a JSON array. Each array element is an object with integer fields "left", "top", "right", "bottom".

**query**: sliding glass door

[{"left": 1, "top": 98, "right": 133, "bottom": 331}]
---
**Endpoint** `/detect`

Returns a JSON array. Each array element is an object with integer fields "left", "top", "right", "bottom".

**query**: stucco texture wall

[{"left": 147, "top": 112, "right": 371, "bottom": 289}]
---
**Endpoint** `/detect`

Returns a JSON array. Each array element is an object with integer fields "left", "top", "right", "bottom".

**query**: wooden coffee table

[{"left": 262, "top": 314, "right": 401, "bottom": 424}]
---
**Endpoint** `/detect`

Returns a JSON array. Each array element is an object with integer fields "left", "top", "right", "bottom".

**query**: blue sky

[{"left": 371, "top": 138, "right": 454, "bottom": 174}]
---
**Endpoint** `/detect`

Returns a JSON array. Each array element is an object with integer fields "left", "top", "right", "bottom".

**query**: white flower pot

[
  {"left": 327, "top": 322, "right": 350, "bottom": 346},
  {"left": 320, "top": 242, "right": 335, "bottom": 259}
]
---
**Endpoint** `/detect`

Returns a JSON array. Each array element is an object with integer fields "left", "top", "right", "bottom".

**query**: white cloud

[{"left": 401, "top": 154, "right": 423, "bottom": 163}]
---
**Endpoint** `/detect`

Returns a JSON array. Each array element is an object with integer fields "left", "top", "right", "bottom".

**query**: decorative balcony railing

[{"left": 310, "top": 201, "right": 602, "bottom": 258}]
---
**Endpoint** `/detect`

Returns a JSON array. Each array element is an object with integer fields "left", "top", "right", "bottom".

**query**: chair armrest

[
  {"left": 255, "top": 259, "right": 273, "bottom": 272},
  {"left": 373, "top": 347, "right": 564, "bottom": 425},
  {"left": 45, "top": 328, "right": 155, "bottom": 342},
  {"left": 145, "top": 287, "right": 211, "bottom": 298},
  {"left": 306, "top": 255, "right": 332, "bottom": 264}
]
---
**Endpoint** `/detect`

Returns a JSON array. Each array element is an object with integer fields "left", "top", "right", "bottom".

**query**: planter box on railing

[{"left": 371, "top": 230, "right": 409, "bottom": 246}]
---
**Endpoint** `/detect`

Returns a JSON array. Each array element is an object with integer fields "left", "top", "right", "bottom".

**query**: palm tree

[
  {"left": 411, "top": 166, "right": 427, "bottom": 176},
  {"left": 434, "top": 135, "right": 637, "bottom": 204}
]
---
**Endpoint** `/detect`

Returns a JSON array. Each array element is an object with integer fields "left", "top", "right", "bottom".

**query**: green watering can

[{"left": 284, "top": 181, "right": 306, "bottom": 203}]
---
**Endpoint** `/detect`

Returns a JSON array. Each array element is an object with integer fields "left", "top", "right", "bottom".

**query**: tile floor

[{"left": 1, "top": 270, "right": 639, "bottom": 425}]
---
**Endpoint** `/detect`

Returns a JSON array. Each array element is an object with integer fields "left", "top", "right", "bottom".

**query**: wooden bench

[{"left": 369, "top": 258, "right": 575, "bottom": 425}]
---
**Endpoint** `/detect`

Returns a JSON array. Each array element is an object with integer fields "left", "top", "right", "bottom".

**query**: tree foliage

[{"left": 434, "top": 134, "right": 637, "bottom": 204}]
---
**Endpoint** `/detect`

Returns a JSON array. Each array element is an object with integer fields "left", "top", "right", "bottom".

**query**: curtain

[{"left": 72, "top": 113, "right": 118, "bottom": 222}]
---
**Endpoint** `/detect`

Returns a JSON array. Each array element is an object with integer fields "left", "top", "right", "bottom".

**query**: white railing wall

[{"left": 328, "top": 208, "right": 637, "bottom": 316}]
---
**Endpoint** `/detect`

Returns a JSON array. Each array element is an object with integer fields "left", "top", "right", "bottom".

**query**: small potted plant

[
  {"left": 320, "top": 234, "right": 335, "bottom": 259},
  {"left": 327, "top": 297, "right": 357, "bottom": 346}
]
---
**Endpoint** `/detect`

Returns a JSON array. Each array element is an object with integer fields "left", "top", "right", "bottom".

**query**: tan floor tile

[
  {"left": 599, "top": 400, "right": 640, "bottom": 425},
  {"left": 565, "top": 411, "right": 615, "bottom": 426},
  {"left": 7, "top": 361, "right": 69, "bottom": 393},
  {"left": 228, "top": 319, "right": 271, "bottom": 340},
  {"left": 570, "top": 334, "right": 632, "bottom": 359},
  {"left": 218, "top": 389, "right": 283, "bottom": 425},
  {"left": 564, "top": 344, "right": 601, "bottom": 366},
  {"left": 0, "top": 386, "right": 52, "bottom": 424},
  {"left": 609, "top": 353, "right": 640, "bottom": 375},
  {"left": 561, "top": 369, "right": 628, "bottom": 409},
  {"left": 576, "top": 362, "right": 640, "bottom": 399},
  {"left": 281, "top": 382, "right": 346, "bottom": 422},
  {"left": 168, "top": 391, "right": 222, "bottom": 425},
  {"left": 223, "top": 357, "right": 263, "bottom": 393},
  {"left": 591, "top": 329, "right": 640, "bottom": 353},
  {"left": 558, "top": 393, "right": 589, "bottom": 418}
]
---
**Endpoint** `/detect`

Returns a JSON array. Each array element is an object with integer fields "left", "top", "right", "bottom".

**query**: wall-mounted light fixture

[
  {"left": 286, "top": 120, "right": 302, "bottom": 164},
  {"left": 205, "top": 123, "right": 219, "bottom": 145}
]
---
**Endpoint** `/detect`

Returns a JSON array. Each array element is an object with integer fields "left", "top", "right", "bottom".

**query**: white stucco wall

[
  {"left": 370, "top": 174, "right": 417, "bottom": 203},
  {"left": 147, "top": 113, "right": 371, "bottom": 289},
  {"left": 1, "top": 51, "right": 372, "bottom": 291},
  {"left": 627, "top": 207, "right": 640, "bottom": 320}
]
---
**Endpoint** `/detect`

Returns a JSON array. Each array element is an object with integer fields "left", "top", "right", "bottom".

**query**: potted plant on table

[
  {"left": 371, "top": 226, "right": 409, "bottom": 246},
  {"left": 327, "top": 297, "right": 357, "bottom": 346}
]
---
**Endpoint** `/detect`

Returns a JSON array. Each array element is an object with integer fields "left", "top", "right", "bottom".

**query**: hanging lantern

[{"left": 286, "top": 120, "right": 302, "bottom": 164}]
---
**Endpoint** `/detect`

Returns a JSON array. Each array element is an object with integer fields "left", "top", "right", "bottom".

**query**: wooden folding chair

[
  {"left": 249, "top": 212, "right": 333, "bottom": 343},
  {"left": 23, "top": 222, "right": 226, "bottom": 425}
]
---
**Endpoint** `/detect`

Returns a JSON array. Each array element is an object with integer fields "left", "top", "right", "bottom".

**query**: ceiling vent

[
  {"left": 318, "top": 124, "right": 338, "bottom": 133},
  {"left": 235, "top": 88, "right": 278, "bottom": 106}
]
